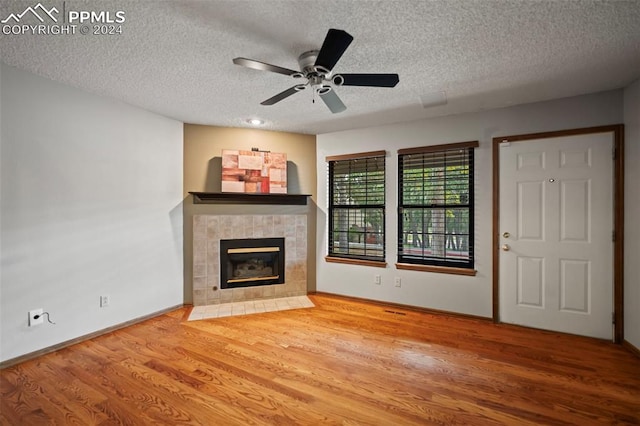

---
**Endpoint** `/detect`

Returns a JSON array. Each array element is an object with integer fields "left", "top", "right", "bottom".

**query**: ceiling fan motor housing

[
  {"left": 298, "top": 50, "right": 325, "bottom": 76},
  {"left": 298, "top": 50, "right": 333, "bottom": 94}
]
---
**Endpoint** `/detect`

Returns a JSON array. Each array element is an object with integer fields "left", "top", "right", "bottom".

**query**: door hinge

[
  {"left": 612, "top": 312, "right": 616, "bottom": 325},
  {"left": 612, "top": 230, "right": 616, "bottom": 242},
  {"left": 612, "top": 147, "right": 616, "bottom": 160}
]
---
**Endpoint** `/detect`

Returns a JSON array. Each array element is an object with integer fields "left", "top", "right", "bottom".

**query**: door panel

[
  {"left": 559, "top": 259, "right": 589, "bottom": 313},
  {"left": 518, "top": 181, "right": 544, "bottom": 240},
  {"left": 560, "top": 179, "right": 590, "bottom": 242},
  {"left": 499, "top": 133, "right": 613, "bottom": 339},
  {"left": 517, "top": 256, "right": 544, "bottom": 307}
]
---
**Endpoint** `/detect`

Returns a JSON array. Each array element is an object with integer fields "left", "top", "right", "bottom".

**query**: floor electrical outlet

[
  {"left": 28, "top": 308, "right": 44, "bottom": 326},
  {"left": 100, "top": 295, "right": 110, "bottom": 308}
]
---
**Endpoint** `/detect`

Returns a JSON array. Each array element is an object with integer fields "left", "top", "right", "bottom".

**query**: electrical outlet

[
  {"left": 394, "top": 277, "right": 402, "bottom": 288},
  {"left": 100, "top": 295, "right": 110, "bottom": 308},
  {"left": 374, "top": 275, "right": 381, "bottom": 285},
  {"left": 28, "top": 308, "right": 44, "bottom": 326}
]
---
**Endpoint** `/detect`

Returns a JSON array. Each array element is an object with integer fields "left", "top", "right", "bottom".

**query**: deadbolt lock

[{"left": 502, "top": 232, "right": 510, "bottom": 238}]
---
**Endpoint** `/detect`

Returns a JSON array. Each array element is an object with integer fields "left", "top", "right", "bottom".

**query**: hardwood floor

[{"left": 1, "top": 293, "right": 639, "bottom": 425}]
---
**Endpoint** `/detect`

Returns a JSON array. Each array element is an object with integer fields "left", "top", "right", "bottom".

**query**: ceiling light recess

[{"left": 246, "top": 118, "right": 264, "bottom": 126}]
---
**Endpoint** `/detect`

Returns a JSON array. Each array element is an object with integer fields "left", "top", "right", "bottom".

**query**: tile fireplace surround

[{"left": 192, "top": 215, "right": 307, "bottom": 306}]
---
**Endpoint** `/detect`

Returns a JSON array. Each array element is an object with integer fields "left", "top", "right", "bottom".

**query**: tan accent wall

[{"left": 183, "top": 124, "right": 317, "bottom": 304}]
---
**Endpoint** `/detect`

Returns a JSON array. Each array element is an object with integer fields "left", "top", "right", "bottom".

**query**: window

[
  {"left": 397, "top": 141, "right": 478, "bottom": 271},
  {"left": 327, "top": 151, "right": 385, "bottom": 264}
]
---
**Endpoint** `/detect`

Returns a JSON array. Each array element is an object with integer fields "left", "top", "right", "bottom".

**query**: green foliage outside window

[
  {"left": 398, "top": 145, "right": 475, "bottom": 268},
  {"left": 328, "top": 155, "right": 385, "bottom": 262}
]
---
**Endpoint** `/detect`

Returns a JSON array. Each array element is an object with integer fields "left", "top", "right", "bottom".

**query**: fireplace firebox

[{"left": 220, "top": 238, "right": 285, "bottom": 289}]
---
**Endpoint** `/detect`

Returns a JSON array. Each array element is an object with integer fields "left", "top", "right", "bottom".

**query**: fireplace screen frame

[{"left": 220, "top": 238, "right": 286, "bottom": 289}]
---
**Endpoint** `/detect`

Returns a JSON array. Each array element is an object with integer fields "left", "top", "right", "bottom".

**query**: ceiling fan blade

[
  {"left": 335, "top": 73, "right": 399, "bottom": 87},
  {"left": 314, "top": 29, "right": 353, "bottom": 72},
  {"left": 233, "top": 57, "right": 300, "bottom": 76},
  {"left": 319, "top": 89, "right": 347, "bottom": 114},
  {"left": 261, "top": 85, "right": 305, "bottom": 105}
]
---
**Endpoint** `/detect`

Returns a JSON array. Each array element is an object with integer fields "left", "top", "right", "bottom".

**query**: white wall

[
  {"left": 624, "top": 79, "right": 640, "bottom": 349},
  {"left": 317, "top": 90, "right": 623, "bottom": 318},
  {"left": 0, "top": 64, "right": 184, "bottom": 363}
]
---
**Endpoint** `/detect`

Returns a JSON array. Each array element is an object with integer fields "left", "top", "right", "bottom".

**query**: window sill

[
  {"left": 325, "top": 256, "right": 387, "bottom": 268},
  {"left": 395, "top": 263, "right": 477, "bottom": 276}
]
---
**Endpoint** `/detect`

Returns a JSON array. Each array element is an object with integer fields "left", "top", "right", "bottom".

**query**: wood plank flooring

[{"left": 1, "top": 293, "right": 639, "bottom": 425}]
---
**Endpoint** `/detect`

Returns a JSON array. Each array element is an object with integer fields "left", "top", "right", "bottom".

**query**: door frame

[{"left": 492, "top": 125, "right": 625, "bottom": 342}]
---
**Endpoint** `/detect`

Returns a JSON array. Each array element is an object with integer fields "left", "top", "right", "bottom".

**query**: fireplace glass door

[{"left": 220, "top": 238, "right": 285, "bottom": 289}]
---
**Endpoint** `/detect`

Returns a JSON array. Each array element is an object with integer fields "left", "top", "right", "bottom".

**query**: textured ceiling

[{"left": 2, "top": 0, "right": 640, "bottom": 135}]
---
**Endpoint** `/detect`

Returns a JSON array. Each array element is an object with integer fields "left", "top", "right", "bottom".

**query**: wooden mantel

[{"left": 189, "top": 192, "right": 311, "bottom": 205}]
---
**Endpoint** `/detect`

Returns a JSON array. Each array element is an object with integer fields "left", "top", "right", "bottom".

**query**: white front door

[{"left": 499, "top": 132, "right": 614, "bottom": 339}]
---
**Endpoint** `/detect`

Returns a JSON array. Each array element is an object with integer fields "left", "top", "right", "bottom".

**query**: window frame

[
  {"left": 396, "top": 141, "right": 478, "bottom": 274},
  {"left": 326, "top": 150, "right": 387, "bottom": 267}
]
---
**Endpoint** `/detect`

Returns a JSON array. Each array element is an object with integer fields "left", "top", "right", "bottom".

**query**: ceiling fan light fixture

[
  {"left": 316, "top": 85, "right": 332, "bottom": 95},
  {"left": 314, "top": 65, "right": 331, "bottom": 76}
]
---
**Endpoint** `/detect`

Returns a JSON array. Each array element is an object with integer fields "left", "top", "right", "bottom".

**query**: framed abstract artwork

[{"left": 221, "top": 149, "right": 287, "bottom": 194}]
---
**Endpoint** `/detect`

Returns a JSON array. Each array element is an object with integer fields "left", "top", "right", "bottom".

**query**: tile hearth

[{"left": 188, "top": 296, "right": 314, "bottom": 321}]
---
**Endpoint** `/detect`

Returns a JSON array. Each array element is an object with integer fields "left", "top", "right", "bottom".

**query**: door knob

[{"left": 502, "top": 244, "right": 510, "bottom": 251}]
